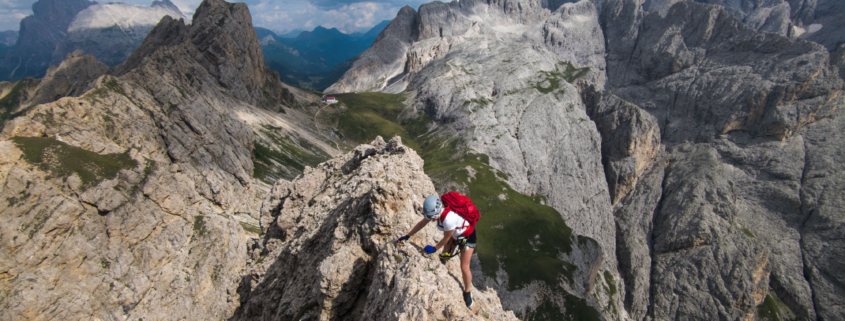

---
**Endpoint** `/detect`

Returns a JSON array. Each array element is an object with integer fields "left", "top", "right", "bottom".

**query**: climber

[{"left": 396, "top": 193, "right": 480, "bottom": 308}]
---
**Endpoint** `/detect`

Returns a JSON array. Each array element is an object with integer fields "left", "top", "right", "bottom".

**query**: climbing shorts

[{"left": 463, "top": 230, "right": 477, "bottom": 249}]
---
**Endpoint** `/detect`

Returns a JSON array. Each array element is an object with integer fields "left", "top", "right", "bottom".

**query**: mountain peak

[
  {"left": 117, "top": 0, "right": 291, "bottom": 108},
  {"left": 151, "top": 0, "right": 180, "bottom": 12}
]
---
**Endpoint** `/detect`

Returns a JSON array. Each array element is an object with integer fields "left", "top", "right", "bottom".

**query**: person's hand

[
  {"left": 396, "top": 235, "right": 409, "bottom": 244},
  {"left": 439, "top": 252, "right": 452, "bottom": 261},
  {"left": 424, "top": 245, "right": 436, "bottom": 254}
]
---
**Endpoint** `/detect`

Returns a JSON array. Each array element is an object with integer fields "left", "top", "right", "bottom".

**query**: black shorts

[{"left": 460, "top": 230, "right": 477, "bottom": 248}]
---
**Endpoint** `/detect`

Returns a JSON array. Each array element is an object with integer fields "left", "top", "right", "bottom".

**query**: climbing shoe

[{"left": 463, "top": 291, "right": 473, "bottom": 308}]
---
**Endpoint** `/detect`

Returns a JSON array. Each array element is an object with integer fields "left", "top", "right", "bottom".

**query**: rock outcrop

[
  {"left": 233, "top": 136, "right": 518, "bottom": 320},
  {"left": 597, "top": 0, "right": 844, "bottom": 320},
  {"left": 0, "top": 0, "right": 327, "bottom": 319},
  {"left": 115, "top": 0, "right": 292, "bottom": 109},
  {"left": 328, "top": 0, "right": 845, "bottom": 320}
]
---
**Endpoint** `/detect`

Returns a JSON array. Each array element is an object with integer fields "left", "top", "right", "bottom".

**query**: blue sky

[{"left": 0, "top": 0, "right": 429, "bottom": 34}]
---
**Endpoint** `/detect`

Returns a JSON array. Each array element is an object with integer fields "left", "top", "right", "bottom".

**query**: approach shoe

[{"left": 463, "top": 291, "right": 473, "bottom": 308}]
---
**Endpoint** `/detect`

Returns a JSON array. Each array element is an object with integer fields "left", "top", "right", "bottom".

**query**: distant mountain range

[
  {"left": 256, "top": 20, "right": 390, "bottom": 91},
  {"left": 0, "top": 0, "right": 383, "bottom": 91}
]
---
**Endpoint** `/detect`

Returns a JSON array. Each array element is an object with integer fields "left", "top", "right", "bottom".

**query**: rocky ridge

[
  {"left": 234, "top": 136, "right": 519, "bottom": 320},
  {"left": 0, "top": 0, "right": 334, "bottom": 319}
]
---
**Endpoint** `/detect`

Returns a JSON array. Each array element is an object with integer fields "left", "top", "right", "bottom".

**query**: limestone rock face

[
  {"left": 798, "top": 99, "right": 845, "bottom": 321},
  {"left": 116, "top": 0, "right": 292, "bottom": 109},
  {"left": 29, "top": 50, "right": 109, "bottom": 106},
  {"left": 233, "top": 137, "right": 519, "bottom": 320},
  {"left": 327, "top": 0, "right": 627, "bottom": 319},
  {"left": 603, "top": 0, "right": 843, "bottom": 144},
  {"left": 643, "top": 0, "right": 845, "bottom": 52},
  {"left": 323, "top": 6, "right": 418, "bottom": 94},
  {"left": 597, "top": 1, "right": 843, "bottom": 320},
  {"left": 584, "top": 89, "right": 661, "bottom": 204},
  {"left": 0, "top": 0, "right": 321, "bottom": 319}
]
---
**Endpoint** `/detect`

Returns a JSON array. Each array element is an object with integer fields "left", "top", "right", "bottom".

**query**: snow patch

[
  {"left": 794, "top": 23, "right": 823, "bottom": 38},
  {"left": 68, "top": 3, "right": 187, "bottom": 32}
]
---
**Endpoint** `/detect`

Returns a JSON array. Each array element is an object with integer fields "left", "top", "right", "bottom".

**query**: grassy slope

[
  {"left": 253, "top": 124, "right": 331, "bottom": 184},
  {"left": 330, "top": 92, "right": 600, "bottom": 319},
  {"left": 11, "top": 137, "right": 138, "bottom": 191}
]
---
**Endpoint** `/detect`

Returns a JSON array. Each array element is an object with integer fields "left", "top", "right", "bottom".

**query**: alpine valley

[{"left": 0, "top": 0, "right": 843, "bottom": 320}]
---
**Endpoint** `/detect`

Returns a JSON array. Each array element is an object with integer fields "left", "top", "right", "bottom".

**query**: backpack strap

[
  {"left": 438, "top": 207, "right": 450, "bottom": 224},
  {"left": 440, "top": 207, "right": 473, "bottom": 237}
]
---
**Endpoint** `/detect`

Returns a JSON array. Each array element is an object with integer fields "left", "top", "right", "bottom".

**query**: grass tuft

[
  {"left": 11, "top": 137, "right": 137, "bottom": 191},
  {"left": 239, "top": 222, "right": 261, "bottom": 235}
]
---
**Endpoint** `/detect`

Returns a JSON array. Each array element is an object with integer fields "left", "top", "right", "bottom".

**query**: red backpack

[{"left": 438, "top": 192, "right": 480, "bottom": 236}]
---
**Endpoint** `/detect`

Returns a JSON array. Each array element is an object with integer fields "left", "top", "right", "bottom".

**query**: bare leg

[{"left": 460, "top": 247, "right": 474, "bottom": 292}]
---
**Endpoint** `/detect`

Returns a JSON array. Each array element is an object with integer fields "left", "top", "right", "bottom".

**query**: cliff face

[
  {"left": 327, "top": 0, "right": 845, "bottom": 320},
  {"left": 233, "top": 136, "right": 519, "bottom": 320},
  {"left": 0, "top": 0, "right": 328, "bottom": 319}
]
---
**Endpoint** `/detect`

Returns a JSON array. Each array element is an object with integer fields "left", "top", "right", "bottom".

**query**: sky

[{"left": 0, "top": 0, "right": 430, "bottom": 34}]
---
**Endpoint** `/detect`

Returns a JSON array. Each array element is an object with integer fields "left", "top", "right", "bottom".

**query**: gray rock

[
  {"left": 29, "top": 50, "right": 108, "bottom": 106},
  {"left": 324, "top": 6, "right": 417, "bottom": 94},
  {"left": 233, "top": 137, "right": 519, "bottom": 320},
  {"left": 0, "top": 0, "right": 322, "bottom": 319},
  {"left": 798, "top": 95, "right": 845, "bottom": 321},
  {"left": 584, "top": 89, "right": 661, "bottom": 204},
  {"left": 612, "top": 160, "right": 663, "bottom": 321},
  {"left": 602, "top": 0, "right": 843, "bottom": 144}
]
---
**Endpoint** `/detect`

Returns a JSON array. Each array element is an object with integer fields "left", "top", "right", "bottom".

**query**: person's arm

[
  {"left": 434, "top": 230, "right": 454, "bottom": 250},
  {"left": 406, "top": 217, "right": 431, "bottom": 238}
]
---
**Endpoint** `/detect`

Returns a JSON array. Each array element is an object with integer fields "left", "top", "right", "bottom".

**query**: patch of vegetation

[
  {"left": 101, "top": 258, "right": 111, "bottom": 269},
  {"left": 11, "top": 137, "right": 137, "bottom": 191},
  {"left": 562, "top": 291, "right": 601, "bottom": 321},
  {"left": 192, "top": 215, "right": 207, "bottom": 241},
  {"left": 758, "top": 290, "right": 796, "bottom": 321},
  {"left": 253, "top": 125, "right": 331, "bottom": 184},
  {"left": 532, "top": 61, "right": 590, "bottom": 97},
  {"left": 603, "top": 271, "right": 617, "bottom": 297},
  {"left": 104, "top": 79, "right": 126, "bottom": 97},
  {"left": 211, "top": 264, "right": 222, "bottom": 282},
  {"left": 421, "top": 136, "right": 577, "bottom": 290},
  {"left": 602, "top": 271, "right": 618, "bottom": 315},
  {"left": 6, "top": 189, "right": 31, "bottom": 207},
  {"left": 24, "top": 209, "right": 50, "bottom": 239},
  {"left": 742, "top": 227, "right": 756, "bottom": 238},
  {"left": 239, "top": 222, "right": 261, "bottom": 235},
  {"left": 333, "top": 92, "right": 421, "bottom": 151}
]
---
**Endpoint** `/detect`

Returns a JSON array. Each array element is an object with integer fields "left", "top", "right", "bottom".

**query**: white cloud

[{"left": 1, "top": 0, "right": 423, "bottom": 34}]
